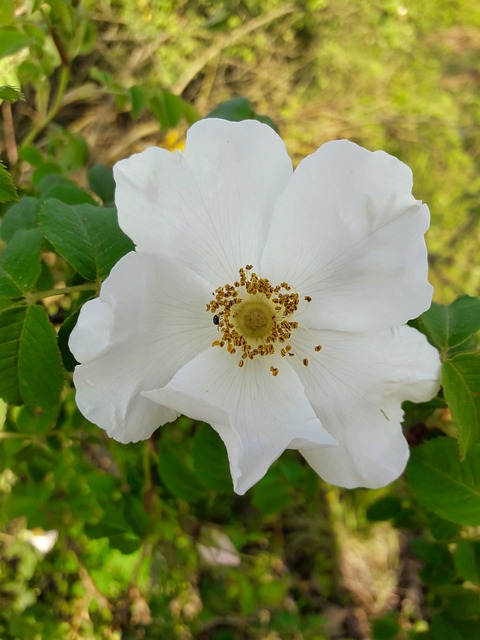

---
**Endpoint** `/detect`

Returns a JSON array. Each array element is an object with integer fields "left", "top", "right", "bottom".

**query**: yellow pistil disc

[{"left": 206, "top": 266, "right": 304, "bottom": 370}]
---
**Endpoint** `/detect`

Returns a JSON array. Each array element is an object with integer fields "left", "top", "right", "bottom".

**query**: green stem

[
  {"left": 0, "top": 432, "right": 32, "bottom": 439},
  {"left": 20, "top": 64, "right": 70, "bottom": 150},
  {"left": 0, "top": 430, "right": 103, "bottom": 441},
  {"left": 28, "top": 282, "right": 98, "bottom": 303}
]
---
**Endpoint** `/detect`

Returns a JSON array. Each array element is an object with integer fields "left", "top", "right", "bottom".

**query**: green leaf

[
  {"left": 0, "top": 229, "right": 43, "bottom": 298},
  {"left": 407, "top": 437, "right": 480, "bottom": 526},
  {"left": 40, "top": 199, "right": 134, "bottom": 281},
  {"left": 0, "top": 27, "right": 30, "bottom": 58},
  {"left": 0, "top": 162, "right": 18, "bottom": 203},
  {"left": 430, "top": 615, "right": 480, "bottom": 640},
  {"left": 454, "top": 540, "right": 480, "bottom": 585},
  {"left": 1, "top": 197, "right": 41, "bottom": 242},
  {"left": 0, "top": 85, "right": 24, "bottom": 102},
  {"left": 41, "top": 183, "right": 96, "bottom": 206},
  {"left": 207, "top": 97, "right": 255, "bottom": 122},
  {"left": 158, "top": 444, "right": 204, "bottom": 502},
  {"left": 366, "top": 495, "right": 403, "bottom": 522},
  {"left": 16, "top": 403, "right": 60, "bottom": 435},
  {"left": 86, "top": 504, "right": 130, "bottom": 537},
  {"left": 87, "top": 164, "right": 115, "bottom": 205},
  {"left": 371, "top": 613, "right": 400, "bottom": 640},
  {"left": 411, "top": 538, "right": 456, "bottom": 585},
  {"left": 443, "top": 353, "right": 480, "bottom": 456},
  {"left": 19, "top": 144, "right": 44, "bottom": 167},
  {"left": 192, "top": 423, "right": 232, "bottom": 493},
  {"left": 37, "top": 174, "right": 73, "bottom": 197},
  {"left": 32, "top": 163, "right": 63, "bottom": 185},
  {"left": 0, "top": 1, "right": 14, "bottom": 27},
  {"left": 18, "top": 305, "right": 64, "bottom": 409},
  {"left": 108, "top": 533, "right": 142, "bottom": 554},
  {"left": 206, "top": 98, "right": 278, "bottom": 131},
  {"left": 0, "top": 305, "right": 26, "bottom": 404},
  {"left": 123, "top": 493, "right": 150, "bottom": 537},
  {"left": 425, "top": 510, "right": 462, "bottom": 540},
  {"left": 129, "top": 85, "right": 147, "bottom": 119},
  {"left": 147, "top": 89, "right": 199, "bottom": 129},
  {"left": 149, "top": 89, "right": 185, "bottom": 129},
  {"left": 417, "top": 296, "right": 480, "bottom": 351},
  {"left": 251, "top": 467, "right": 292, "bottom": 514},
  {"left": 0, "top": 303, "right": 64, "bottom": 408},
  {"left": 442, "top": 589, "right": 480, "bottom": 619}
]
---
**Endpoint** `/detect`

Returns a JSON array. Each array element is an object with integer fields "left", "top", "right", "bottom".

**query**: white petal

[
  {"left": 144, "top": 347, "right": 336, "bottom": 495},
  {"left": 261, "top": 140, "right": 432, "bottom": 331},
  {"left": 114, "top": 118, "right": 292, "bottom": 285},
  {"left": 301, "top": 401, "right": 410, "bottom": 489},
  {"left": 70, "top": 251, "right": 214, "bottom": 442},
  {"left": 69, "top": 297, "right": 114, "bottom": 362},
  {"left": 287, "top": 325, "right": 440, "bottom": 488}
]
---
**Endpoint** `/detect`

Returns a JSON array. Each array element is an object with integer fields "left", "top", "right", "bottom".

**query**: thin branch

[
  {"left": 27, "top": 282, "right": 99, "bottom": 303},
  {"left": 1, "top": 101, "right": 18, "bottom": 165},
  {"left": 172, "top": 5, "right": 297, "bottom": 95}
]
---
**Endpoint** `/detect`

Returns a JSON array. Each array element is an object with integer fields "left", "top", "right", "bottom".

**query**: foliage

[{"left": 0, "top": 1, "right": 479, "bottom": 639}]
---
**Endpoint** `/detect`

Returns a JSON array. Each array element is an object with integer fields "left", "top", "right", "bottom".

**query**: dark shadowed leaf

[
  {"left": 193, "top": 423, "right": 232, "bottom": 493},
  {"left": 87, "top": 164, "right": 116, "bottom": 206},
  {"left": 454, "top": 540, "right": 480, "bottom": 585},
  {"left": 57, "top": 309, "right": 80, "bottom": 372},
  {"left": 158, "top": 444, "right": 204, "bottom": 502}
]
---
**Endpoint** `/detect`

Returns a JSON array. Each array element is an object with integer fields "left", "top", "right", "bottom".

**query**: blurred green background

[{"left": 1, "top": 1, "right": 479, "bottom": 639}]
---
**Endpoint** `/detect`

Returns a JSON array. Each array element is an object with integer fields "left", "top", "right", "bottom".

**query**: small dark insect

[{"left": 213, "top": 315, "right": 220, "bottom": 325}]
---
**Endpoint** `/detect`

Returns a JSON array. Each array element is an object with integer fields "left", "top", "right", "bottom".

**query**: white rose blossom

[{"left": 69, "top": 118, "right": 441, "bottom": 495}]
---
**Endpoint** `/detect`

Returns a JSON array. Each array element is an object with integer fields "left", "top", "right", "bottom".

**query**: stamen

[{"left": 206, "top": 266, "right": 321, "bottom": 373}]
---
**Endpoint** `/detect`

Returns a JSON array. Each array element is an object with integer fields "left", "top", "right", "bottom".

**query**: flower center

[
  {"left": 236, "top": 301, "right": 272, "bottom": 338},
  {"left": 206, "top": 265, "right": 319, "bottom": 374}
]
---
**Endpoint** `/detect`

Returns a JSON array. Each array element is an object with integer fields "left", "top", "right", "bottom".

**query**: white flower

[
  {"left": 69, "top": 118, "right": 441, "bottom": 495},
  {"left": 23, "top": 528, "right": 58, "bottom": 554}
]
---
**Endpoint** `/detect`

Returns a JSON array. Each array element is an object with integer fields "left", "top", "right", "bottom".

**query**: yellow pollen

[{"left": 206, "top": 266, "right": 320, "bottom": 373}]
